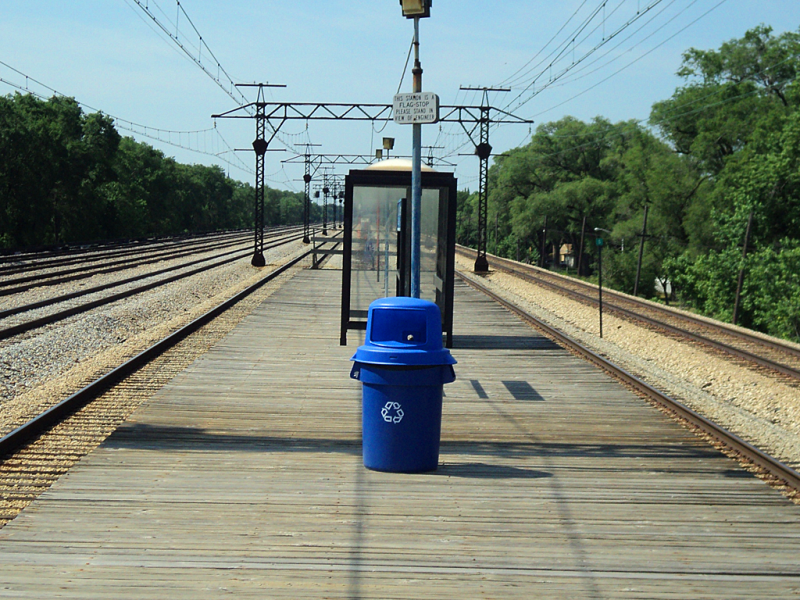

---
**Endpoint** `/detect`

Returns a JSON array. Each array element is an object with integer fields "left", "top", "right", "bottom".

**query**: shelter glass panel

[{"left": 349, "top": 185, "right": 441, "bottom": 317}]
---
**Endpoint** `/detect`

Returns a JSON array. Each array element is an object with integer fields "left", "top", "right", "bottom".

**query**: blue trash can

[{"left": 350, "top": 297, "right": 456, "bottom": 473}]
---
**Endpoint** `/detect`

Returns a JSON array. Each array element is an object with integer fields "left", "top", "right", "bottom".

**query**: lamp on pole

[
  {"left": 594, "top": 227, "right": 612, "bottom": 338},
  {"left": 382, "top": 137, "right": 395, "bottom": 160}
]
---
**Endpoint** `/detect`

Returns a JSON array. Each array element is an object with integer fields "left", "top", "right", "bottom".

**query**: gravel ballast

[{"left": 0, "top": 240, "right": 307, "bottom": 436}]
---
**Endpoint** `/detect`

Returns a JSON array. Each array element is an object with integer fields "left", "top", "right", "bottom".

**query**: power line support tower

[
  {"left": 233, "top": 83, "right": 286, "bottom": 266},
  {"left": 252, "top": 98, "right": 267, "bottom": 266},
  {"left": 301, "top": 143, "right": 321, "bottom": 244},
  {"left": 458, "top": 87, "right": 516, "bottom": 272}
]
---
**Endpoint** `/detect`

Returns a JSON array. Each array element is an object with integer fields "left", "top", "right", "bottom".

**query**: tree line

[
  {"left": 0, "top": 93, "right": 311, "bottom": 250},
  {"left": 458, "top": 26, "right": 800, "bottom": 342}
]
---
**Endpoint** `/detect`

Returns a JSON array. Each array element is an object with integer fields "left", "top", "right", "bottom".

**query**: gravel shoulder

[{"left": 455, "top": 254, "right": 800, "bottom": 471}]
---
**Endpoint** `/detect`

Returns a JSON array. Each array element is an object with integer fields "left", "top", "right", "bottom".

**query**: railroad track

[
  {"left": 457, "top": 246, "right": 800, "bottom": 382},
  {"left": 0, "top": 241, "right": 338, "bottom": 527},
  {"left": 0, "top": 228, "right": 304, "bottom": 340},
  {"left": 0, "top": 231, "right": 255, "bottom": 292},
  {"left": 0, "top": 228, "right": 256, "bottom": 275},
  {"left": 0, "top": 226, "right": 301, "bottom": 285},
  {"left": 456, "top": 270, "right": 800, "bottom": 497}
]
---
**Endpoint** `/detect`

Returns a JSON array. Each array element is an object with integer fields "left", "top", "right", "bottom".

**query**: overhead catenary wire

[
  {"left": 499, "top": 52, "right": 796, "bottom": 163},
  {"left": 437, "top": 0, "right": 672, "bottom": 164},
  {"left": 439, "top": 0, "right": 731, "bottom": 163},
  {"left": 528, "top": 0, "right": 730, "bottom": 119},
  {"left": 496, "top": 0, "right": 592, "bottom": 87},
  {"left": 502, "top": 0, "right": 670, "bottom": 114},
  {"left": 539, "top": 0, "right": 682, "bottom": 89},
  {"left": 125, "top": 0, "right": 310, "bottom": 159},
  {"left": 125, "top": 0, "right": 249, "bottom": 110}
]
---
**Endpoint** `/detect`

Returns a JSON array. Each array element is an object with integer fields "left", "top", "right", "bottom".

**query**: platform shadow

[
  {"left": 451, "top": 334, "right": 560, "bottom": 350},
  {"left": 433, "top": 462, "right": 552, "bottom": 479},
  {"left": 105, "top": 423, "right": 722, "bottom": 462}
]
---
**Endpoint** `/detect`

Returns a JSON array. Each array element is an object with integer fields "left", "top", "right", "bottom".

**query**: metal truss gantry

[{"left": 212, "top": 100, "right": 531, "bottom": 271}]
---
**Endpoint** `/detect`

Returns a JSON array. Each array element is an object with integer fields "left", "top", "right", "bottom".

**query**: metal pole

[
  {"left": 473, "top": 107, "right": 491, "bottom": 272},
  {"left": 302, "top": 159, "right": 311, "bottom": 244},
  {"left": 540, "top": 215, "right": 547, "bottom": 269},
  {"left": 598, "top": 241, "right": 603, "bottom": 338},
  {"left": 577, "top": 215, "right": 586, "bottom": 276},
  {"left": 633, "top": 205, "right": 649, "bottom": 296},
  {"left": 384, "top": 199, "right": 390, "bottom": 297},
  {"left": 410, "top": 16, "right": 422, "bottom": 298},
  {"left": 494, "top": 212, "right": 499, "bottom": 255},
  {"left": 732, "top": 210, "right": 753, "bottom": 326},
  {"left": 251, "top": 95, "right": 267, "bottom": 267},
  {"left": 322, "top": 174, "right": 328, "bottom": 236},
  {"left": 376, "top": 195, "right": 381, "bottom": 282},
  {"left": 333, "top": 184, "right": 338, "bottom": 230}
]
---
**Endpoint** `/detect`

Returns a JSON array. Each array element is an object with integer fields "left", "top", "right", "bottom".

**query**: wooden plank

[{"left": 0, "top": 270, "right": 799, "bottom": 599}]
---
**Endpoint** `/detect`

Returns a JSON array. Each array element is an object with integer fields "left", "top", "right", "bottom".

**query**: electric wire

[
  {"left": 501, "top": 50, "right": 797, "bottom": 163},
  {"left": 439, "top": 0, "right": 730, "bottom": 163},
  {"left": 542, "top": 0, "right": 682, "bottom": 89},
  {"left": 125, "top": 0, "right": 249, "bottom": 109},
  {"left": 503, "top": 0, "right": 669, "bottom": 114},
  {"left": 528, "top": 0, "right": 730, "bottom": 118},
  {"left": 496, "top": 0, "right": 591, "bottom": 87}
]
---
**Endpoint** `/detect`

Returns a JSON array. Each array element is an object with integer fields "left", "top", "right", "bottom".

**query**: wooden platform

[{"left": 1, "top": 269, "right": 798, "bottom": 598}]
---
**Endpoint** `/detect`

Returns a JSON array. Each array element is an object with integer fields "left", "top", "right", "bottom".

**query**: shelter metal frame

[{"left": 340, "top": 169, "right": 457, "bottom": 348}]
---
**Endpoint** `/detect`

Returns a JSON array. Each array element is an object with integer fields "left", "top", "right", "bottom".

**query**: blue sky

[{"left": 3, "top": 1, "right": 800, "bottom": 192}]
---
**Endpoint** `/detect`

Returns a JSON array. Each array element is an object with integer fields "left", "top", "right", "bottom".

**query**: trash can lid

[{"left": 351, "top": 297, "right": 456, "bottom": 367}]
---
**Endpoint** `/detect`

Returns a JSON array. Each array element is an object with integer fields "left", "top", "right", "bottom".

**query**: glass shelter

[{"left": 340, "top": 160, "right": 457, "bottom": 347}]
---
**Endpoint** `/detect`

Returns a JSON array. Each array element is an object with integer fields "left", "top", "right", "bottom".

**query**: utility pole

[
  {"left": 301, "top": 143, "right": 321, "bottom": 244},
  {"left": 540, "top": 215, "right": 548, "bottom": 269},
  {"left": 321, "top": 169, "right": 330, "bottom": 236},
  {"left": 232, "top": 83, "right": 286, "bottom": 266},
  {"left": 732, "top": 210, "right": 754, "bottom": 326},
  {"left": 594, "top": 228, "right": 612, "bottom": 338},
  {"left": 458, "top": 86, "right": 515, "bottom": 272},
  {"left": 633, "top": 205, "right": 649, "bottom": 296},
  {"left": 577, "top": 216, "right": 587, "bottom": 276}
]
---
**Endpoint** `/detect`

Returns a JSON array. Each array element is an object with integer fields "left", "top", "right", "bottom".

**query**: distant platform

[{"left": 0, "top": 269, "right": 798, "bottom": 598}]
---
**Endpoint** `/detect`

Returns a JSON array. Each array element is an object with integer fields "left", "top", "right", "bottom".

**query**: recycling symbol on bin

[{"left": 381, "top": 401, "right": 404, "bottom": 424}]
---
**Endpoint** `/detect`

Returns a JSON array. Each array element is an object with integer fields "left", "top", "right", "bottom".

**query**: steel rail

[
  {"left": 0, "top": 229, "right": 301, "bottom": 321},
  {"left": 0, "top": 232, "right": 257, "bottom": 293},
  {"left": 457, "top": 247, "right": 800, "bottom": 379},
  {"left": 0, "top": 227, "right": 298, "bottom": 294},
  {"left": 0, "top": 245, "right": 322, "bottom": 458},
  {"left": 486, "top": 249, "right": 800, "bottom": 361},
  {"left": 0, "top": 229, "right": 254, "bottom": 275},
  {"left": 0, "top": 232, "right": 304, "bottom": 340},
  {"left": 457, "top": 271, "right": 800, "bottom": 493}
]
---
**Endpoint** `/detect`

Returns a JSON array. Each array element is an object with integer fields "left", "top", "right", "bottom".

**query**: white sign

[{"left": 393, "top": 92, "right": 440, "bottom": 124}]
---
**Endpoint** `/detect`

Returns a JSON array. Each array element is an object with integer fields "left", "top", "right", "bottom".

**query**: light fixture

[
  {"left": 375, "top": 149, "right": 383, "bottom": 160},
  {"left": 399, "top": 0, "right": 431, "bottom": 18},
  {"left": 382, "top": 137, "right": 395, "bottom": 150}
]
